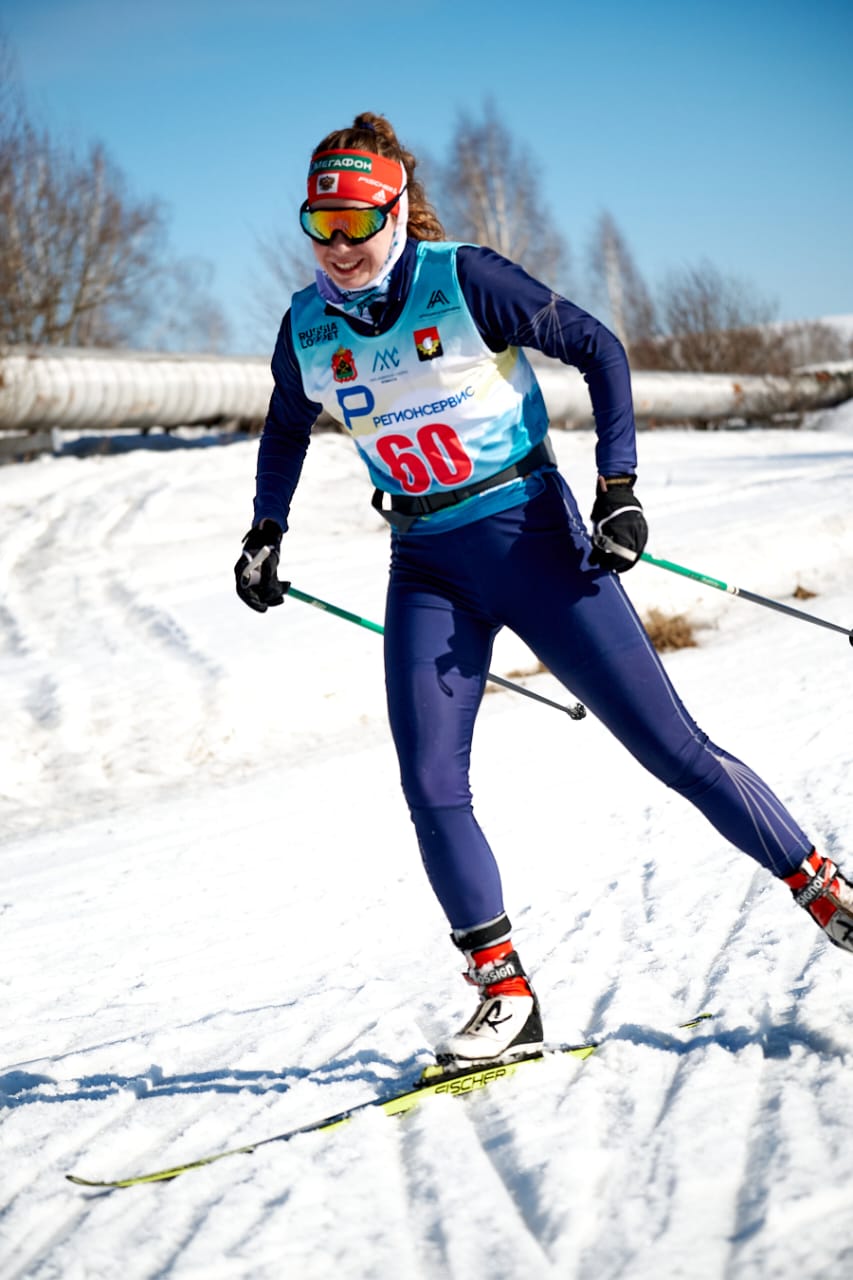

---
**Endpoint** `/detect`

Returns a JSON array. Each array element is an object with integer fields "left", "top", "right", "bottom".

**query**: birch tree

[
  {"left": 588, "top": 211, "right": 656, "bottom": 349},
  {"left": 0, "top": 34, "right": 228, "bottom": 351},
  {"left": 435, "top": 103, "right": 571, "bottom": 290}
]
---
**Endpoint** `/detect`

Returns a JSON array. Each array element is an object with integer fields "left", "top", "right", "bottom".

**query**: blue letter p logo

[{"left": 336, "top": 385, "right": 375, "bottom": 435}]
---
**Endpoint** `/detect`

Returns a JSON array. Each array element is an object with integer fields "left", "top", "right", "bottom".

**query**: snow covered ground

[{"left": 2, "top": 402, "right": 853, "bottom": 1279}]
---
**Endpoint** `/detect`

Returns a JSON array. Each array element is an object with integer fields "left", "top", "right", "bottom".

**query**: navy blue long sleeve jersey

[{"left": 253, "top": 240, "right": 637, "bottom": 530}]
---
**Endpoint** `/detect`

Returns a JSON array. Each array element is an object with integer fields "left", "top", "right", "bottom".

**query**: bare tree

[
  {"left": 625, "top": 261, "right": 781, "bottom": 373},
  {"left": 0, "top": 33, "right": 25, "bottom": 354},
  {"left": 0, "top": 33, "right": 228, "bottom": 352},
  {"left": 140, "top": 256, "right": 232, "bottom": 354},
  {"left": 587, "top": 211, "right": 656, "bottom": 350},
  {"left": 1, "top": 128, "right": 161, "bottom": 346},
  {"left": 664, "top": 261, "right": 776, "bottom": 369},
  {"left": 773, "top": 320, "right": 853, "bottom": 370},
  {"left": 435, "top": 102, "right": 571, "bottom": 290},
  {"left": 249, "top": 224, "right": 315, "bottom": 343},
  {"left": 622, "top": 259, "right": 853, "bottom": 374},
  {"left": 0, "top": 31, "right": 21, "bottom": 134}
]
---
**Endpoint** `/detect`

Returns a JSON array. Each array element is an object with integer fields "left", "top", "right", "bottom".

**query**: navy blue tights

[{"left": 383, "top": 472, "right": 812, "bottom": 930}]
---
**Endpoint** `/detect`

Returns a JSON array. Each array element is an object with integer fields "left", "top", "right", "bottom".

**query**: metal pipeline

[
  {"left": 0, "top": 348, "right": 273, "bottom": 433},
  {"left": 1, "top": 346, "right": 851, "bottom": 435}
]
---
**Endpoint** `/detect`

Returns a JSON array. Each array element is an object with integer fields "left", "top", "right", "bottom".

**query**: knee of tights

[{"left": 399, "top": 771, "right": 472, "bottom": 812}]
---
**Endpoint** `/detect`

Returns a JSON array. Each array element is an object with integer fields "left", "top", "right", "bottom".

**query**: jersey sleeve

[
  {"left": 456, "top": 245, "right": 637, "bottom": 476},
  {"left": 252, "top": 312, "right": 324, "bottom": 531}
]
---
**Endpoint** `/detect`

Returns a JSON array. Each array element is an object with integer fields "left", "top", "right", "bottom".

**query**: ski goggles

[{"left": 299, "top": 188, "right": 405, "bottom": 245}]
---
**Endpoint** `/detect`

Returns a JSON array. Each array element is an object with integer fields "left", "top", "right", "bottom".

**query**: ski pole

[
  {"left": 640, "top": 551, "right": 853, "bottom": 646},
  {"left": 287, "top": 585, "right": 587, "bottom": 719}
]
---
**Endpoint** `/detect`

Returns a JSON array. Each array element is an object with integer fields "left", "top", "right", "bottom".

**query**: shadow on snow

[
  {"left": 3, "top": 1014, "right": 848, "bottom": 1111},
  {"left": 0, "top": 1047, "right": 428, "bottom": 1109}
]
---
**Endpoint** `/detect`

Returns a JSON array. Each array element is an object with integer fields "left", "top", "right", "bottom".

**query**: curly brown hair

[{"left": 311, "top": 112, "right": 445, "bottom": 242}]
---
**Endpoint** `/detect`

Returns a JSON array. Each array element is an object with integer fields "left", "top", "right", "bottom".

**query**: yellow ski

[{"left": 66, "top": 1014, "right": 712, "bottom": 1190}]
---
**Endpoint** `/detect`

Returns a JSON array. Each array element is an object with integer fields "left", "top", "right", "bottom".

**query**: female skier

[{"left": 236, "top": 112, "right": 853, "bottom": 1066}]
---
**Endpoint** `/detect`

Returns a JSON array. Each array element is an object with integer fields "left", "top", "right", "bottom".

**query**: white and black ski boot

[
  {"left": 784, "top": 849, "right": 853, "bottom": 953},
  {"left": 436, "top": 913, "right": 544, "bottom": 1066}
]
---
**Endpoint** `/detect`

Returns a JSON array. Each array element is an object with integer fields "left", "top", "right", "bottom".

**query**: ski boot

[
  {"left": 436, "top": 913, "right": 544, "bottom": 1066},
  {"left": 784, "top": 849, "right": 853, "bottom": 954}
]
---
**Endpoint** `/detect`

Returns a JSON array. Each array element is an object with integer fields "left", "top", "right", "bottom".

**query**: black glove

[
  {"left": 234, "top": 520, "right": 289, "bottom": 613},
  {"left": 589, "top": 475, "right": 648, "bottom": 573}
]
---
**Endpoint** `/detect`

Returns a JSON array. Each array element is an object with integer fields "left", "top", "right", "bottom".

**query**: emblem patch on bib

[
  {"left": 331, "top": 346, "right": 358, "bottom": 382},
  {"left": 413, "top": 326, "right": 443, "bottom": 361}
]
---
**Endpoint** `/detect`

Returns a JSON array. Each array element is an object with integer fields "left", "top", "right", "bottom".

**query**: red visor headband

[{"left": 307, "top": 149, "right": 405, "bottom": 207}]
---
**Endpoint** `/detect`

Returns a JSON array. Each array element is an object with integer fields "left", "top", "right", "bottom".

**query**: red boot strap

[
  {"left": 784, "top": 850, "right": 834, "bottom": 898},
  {"left": 464, "top": 945, "right": 532, "bottom": 996},
  {"left": 487, "top": 974, "right": 533, "bottom": 999},
  {"left": 787, "top": 855, "right": 840, "bottom": 912}
]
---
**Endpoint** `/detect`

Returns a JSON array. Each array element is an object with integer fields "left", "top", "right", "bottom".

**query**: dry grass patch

[
  {"left": 484, "top": 659, "right": 548, "bottom": 695},
  {"left": 488, "top": 611, "right": 701, "bottom": 692},
  {"left": 505, "top": 660, "right": 548, "bottom": 680},
  {"left": 643, "top": 608, "right": 699, "bottom": 652}
]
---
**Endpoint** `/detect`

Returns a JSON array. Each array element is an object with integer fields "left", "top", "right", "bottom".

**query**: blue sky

[{"left": 2, "top": 0, "right": 851, "bottom": 353}]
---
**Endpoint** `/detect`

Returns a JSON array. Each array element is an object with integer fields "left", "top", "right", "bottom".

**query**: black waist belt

[{"left": 371, "top": 437, "right": 556, "bottom": 532}]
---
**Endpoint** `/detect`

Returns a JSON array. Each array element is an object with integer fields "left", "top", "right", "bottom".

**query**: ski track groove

[
  {"left": 207, "top": 1113, "right": 427, "bottom": 1280},
  {"left": 4, "top": 1047, "right": 326, "bottom": 1279},
  {"left": 1, "top": 1082, "right": 138, "bottom": 1190},
  {"left": 0, "top": 1087, "right": 148, "bottom": 1279},
  {"left": 461, "top": 1079, "right": 569, "bottom": 1267},
  {"left": 461, "top": 1102, "right": 557, "bottom": 1276},
  {"left": 63, "top": 1072, "right": 297, "bottom": 1185},
  {"left": 568, "top": 1024, "right": 760, "bottom": 1279},
  {"left": 721, "top": 941, "right": 853, "bottom": 1279},
  {"left": 415, "top": 1094, "right": 559, "bottom": 1279},
  {"left": 144, "top": 1183, "right": 236, "bottom": 1280},
  {"left": 580, "top": 1042, "right": 707, "bottom": 1277},
  {"left": 213, "top": 1174, "right": 297, "bottom": 1279},
  {"left": 2, "top": 1198, "right": 101, "bottom": 1280},
  {"left": 549, "top": 860, "right": 791, "bottom": 1278},
  {"left": 22, "top": 1087, "right": 313, "bottom": 1277},
  {"left": 569, "top": 859, "right": 849, "bottom": 1280},
  {"left": 396, "top": 1119, "right": 461, "bottom": 1280},
  {"left": 723, "top": 1066, "right": 787, "bottom": 1280},
  {"left": 1, "top": 466, "right": 228, "bottom": 838}
]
